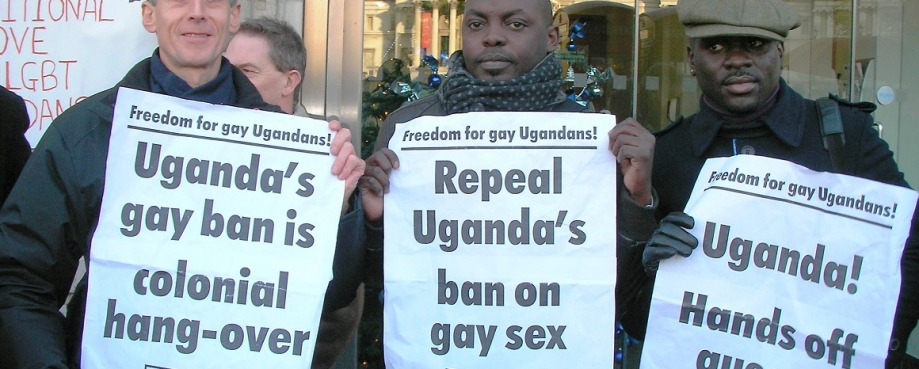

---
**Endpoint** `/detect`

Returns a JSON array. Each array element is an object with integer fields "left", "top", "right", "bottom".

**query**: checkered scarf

[{"left": 441, "top": 52, "right": 565, "bottom": 114}]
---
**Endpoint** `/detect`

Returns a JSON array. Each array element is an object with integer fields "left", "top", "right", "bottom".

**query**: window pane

[
  {"left": 633, "top": 2, "right": 684, "bottom": 131},
  {"left": 560, "top": 1, "right": 638, "bottom": 120},
  {"left": 559, "top": 1, "right": 681, "bottom": 130},
  {"left": 238, "top": 0, "right": 304, "bottom": 32},
  {"left": 361, "top": 1, "right": 462, "bottom": 136},
  {"left": 783, "top": 0, "right": 854, "bottom": 101}
]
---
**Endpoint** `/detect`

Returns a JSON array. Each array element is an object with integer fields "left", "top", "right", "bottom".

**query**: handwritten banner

[
  {"left": 81, "top": 88, "right": 343, "bottom": 368},
  {"left": 383, "top": 112, "right": 619, "bottom": 368},
  {"left": 642, "top": 155, "right": 917, "bottom": 369},
  {"left": 1, "top": 0, "right": 156, "bottom": 146}
]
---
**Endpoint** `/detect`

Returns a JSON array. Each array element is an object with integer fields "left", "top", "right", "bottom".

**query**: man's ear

[
  {"left": 686, "top": 45, "right": 695, "bottom": 72},
  {"left": 283, "top": 70, "right": 302, "bottom": 98},
  {"left": 546, "top": 24, "right": 560, "bottom": 53},
  {"left": 142, "top": 1, "right": 156, "bottom": 33},
  {"left": 776, "top": 41, "right": 785, "bottom": 61},
  {"left": 228, "top": 2, "right": 241, "bottom": 34}
]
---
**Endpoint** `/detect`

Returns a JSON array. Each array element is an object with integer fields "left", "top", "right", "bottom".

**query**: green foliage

[
  {"left": 361, "top": 59, "right": 412, "bottom": 159},
  {"left": 361, "top": 58, "right": 438, "bottom": 158}
]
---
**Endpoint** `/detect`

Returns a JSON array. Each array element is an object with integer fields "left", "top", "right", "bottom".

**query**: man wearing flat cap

[{"left": 617, "top": 0, "right": 919, "bottom": 367}]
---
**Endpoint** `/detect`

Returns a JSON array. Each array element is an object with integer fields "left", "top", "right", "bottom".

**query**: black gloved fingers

[
  {"left": 643, "top": 243, "right": 678, "bottom": 263},
  {"left": 641, "top": 212, "right": 698, "bottom": 274},
  {"left": 650, "top": 232, "right": 694, "bottom": 257},
  {"left": 656, "top": 223, "right": 698, "bottom": 254},
  {"left": 642, "top": 244, "right": 677, "bottom": 273},
  {"left": 661, "top": 211, "right": 694, "bottom": 229}
]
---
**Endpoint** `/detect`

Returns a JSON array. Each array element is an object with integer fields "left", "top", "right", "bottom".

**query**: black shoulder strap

[
  {"left": 816, "top": 97, "right": 846, "bottom": 173},
  {"left": 829, "top": 93, "right": 877, "bottom": 114}
]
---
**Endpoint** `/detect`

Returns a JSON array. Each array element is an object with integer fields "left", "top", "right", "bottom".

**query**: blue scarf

[{"left": 149, "top": 49, "right": 237, "bottom": 105}]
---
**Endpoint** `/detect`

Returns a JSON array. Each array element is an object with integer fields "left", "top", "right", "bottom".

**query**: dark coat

[
  {"left": 0, "top": 58, "right": 366, "bottom": 368},
  {"left": 626, "top": 79, "right": 918, "bottom": 367},
  {"left": 0, "top": 86, "right": 31, "bottom": 206}
]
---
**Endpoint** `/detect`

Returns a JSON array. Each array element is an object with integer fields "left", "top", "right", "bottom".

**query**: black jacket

[
  {"left": 626, "top": 79, "right": 918, "bottom": 367},
  {"left": 0, "top": 86, "right": 31, "bottom": 206},
  {"left": 0, "top": 58, "right": 366, "bottom": 368}
]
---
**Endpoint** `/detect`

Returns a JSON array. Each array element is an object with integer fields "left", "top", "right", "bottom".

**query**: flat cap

[{"left": 677, "top": 0, "right": 801, "bottom": 41}]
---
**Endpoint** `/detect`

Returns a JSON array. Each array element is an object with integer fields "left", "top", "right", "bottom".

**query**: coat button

[{"left": 740, "top": 145, "right": 755, "bottom": 155}]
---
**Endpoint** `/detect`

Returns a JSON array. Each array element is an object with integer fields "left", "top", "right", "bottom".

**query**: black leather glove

[{"left": 643, "top": 212, "right": 698, "bottom": 273}]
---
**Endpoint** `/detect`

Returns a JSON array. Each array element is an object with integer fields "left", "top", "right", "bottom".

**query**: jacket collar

[
  {"left": 98, "top": 56, "right": 281, "bottom": 114},
  {"left": 690, "top": 78, "right": 807, "bottom": 156}
]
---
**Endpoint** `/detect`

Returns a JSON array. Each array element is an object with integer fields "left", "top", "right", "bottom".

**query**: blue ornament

[
  {"left": 614, "top": 348, "right": 624, "bottom": 362},
  {"left": 570, "top": 20, "right": 587, "bottom": 39},
  {"left": 428, "top": 74, "right": 442, "bottom": 89},
  {"left": 566, "top": 41, "right": 577, "bottom": 52},
  {"left": 423, "top": 55, "right": 439, "bottom": 73}
]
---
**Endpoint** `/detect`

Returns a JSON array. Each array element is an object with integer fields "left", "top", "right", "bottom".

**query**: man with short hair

[
  {"left": 0, "top": 0, "right": 365, "bottom": 367},
  {"left": 226, "top": 17, "right": 307, "bottom": 115},
  {"left": 227, "top": 17, "right": 365, "bottom": 369},
  {"left": 359, "top": 0, "right": 658, "bottom": 328},
  {"left": 624, "top": 0, "right": 919, "bottom": 366}
]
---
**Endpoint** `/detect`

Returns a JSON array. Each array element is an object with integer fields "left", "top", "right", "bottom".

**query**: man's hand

[
  {"left": 360, "top": 148, "right": 399, "bottom": 222},
  {"left": 329, "top": 120, "right": 365, "bottom": 214},
  {"left": 643, "top": 212, "right": 698, "bottom": 273},
  {"left": 609, "top": 118, "right": 654, "bottom": 205}
]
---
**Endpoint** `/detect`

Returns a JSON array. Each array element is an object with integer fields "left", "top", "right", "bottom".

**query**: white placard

[
  {"left": 383, "top": 112, "right": 619, "bottom": 368},
  {"left": 643, "top": 155, "right": 917, "bottom": 369},
  {"left": 81, "top": 88, "right": 344, "bottom": 368},
  {"left": 1, "top": 0, "right": 157, "bottom": 146}
]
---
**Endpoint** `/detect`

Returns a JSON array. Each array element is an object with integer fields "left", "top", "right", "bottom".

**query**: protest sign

[
  {"left": 1, "top": 0, "right": 156, "bottom": 146},
  {"left": 642, "top": 155, "right": 917, "bottom": 369},
  {"left": 81, "top": 88, "right": 343, "bottom": 368},
  {"left": 383, "top": 112, "right": 619, "bottom": 368}
]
